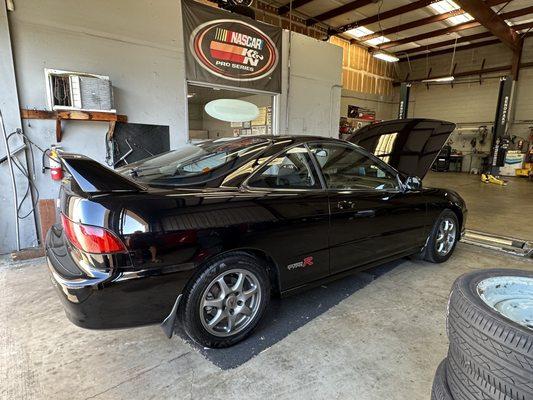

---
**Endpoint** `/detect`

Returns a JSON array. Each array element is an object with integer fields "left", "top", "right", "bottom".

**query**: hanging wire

[
  {"left": 449, "top": 36, "right": 458, "bottom": 76},
  {"left": 5, "top": 130, "right": 52, "bottom": 220}
]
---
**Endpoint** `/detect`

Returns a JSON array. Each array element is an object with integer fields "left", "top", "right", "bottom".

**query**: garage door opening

[{"left": 187, "top": 84, "right": 274, "bottom": 141}]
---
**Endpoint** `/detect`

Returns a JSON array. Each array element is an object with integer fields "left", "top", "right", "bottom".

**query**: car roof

[{"left": 248, "top": 135, "right": 350, "bottom": 145}]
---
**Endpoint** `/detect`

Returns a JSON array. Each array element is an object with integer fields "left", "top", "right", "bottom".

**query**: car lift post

[
  {"left": 489, "top": 75, "right": 514, "bottom": 175},
  {"left": 398, "top": 82, "right": 411, "bottom": 119}
]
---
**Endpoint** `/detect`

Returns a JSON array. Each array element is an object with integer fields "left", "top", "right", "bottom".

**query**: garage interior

[{"left": 0, "top": 0, "right": 532, "bottom": 399}]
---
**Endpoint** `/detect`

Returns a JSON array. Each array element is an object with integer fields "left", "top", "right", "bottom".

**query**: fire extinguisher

[{"left": 43, "top": 145, "right": 63, "bottom": 181}]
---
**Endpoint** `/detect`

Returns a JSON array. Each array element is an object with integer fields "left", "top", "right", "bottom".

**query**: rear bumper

[{"left": 45, "top": 224, "right": 193, "bottom": 330}]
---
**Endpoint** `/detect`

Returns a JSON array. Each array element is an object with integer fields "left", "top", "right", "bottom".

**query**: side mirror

[{"left": 404, "top": 176, "right": 422, "bottom": 191}]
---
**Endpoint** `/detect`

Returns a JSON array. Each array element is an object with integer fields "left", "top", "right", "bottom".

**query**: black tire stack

[{"left": 431, "top": 269, "right": 533, "bottom": 400}]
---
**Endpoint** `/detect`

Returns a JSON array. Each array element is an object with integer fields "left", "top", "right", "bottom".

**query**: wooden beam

[
  {"left": 454, "top": 0, "right": 519, "bottom": 51},
  {"left": 20, "top": 109, "right": 127, "bottom": 142},
  {"left": 398, "top": 21, "right": 533, "bottom": 57},
  {"left": 404, "top": 39, "right": 501, "bottom": 61},
  {"left": 307, "top": 0, "right": 374, "bottom": 27},
  {"left": 380, "top": 21, "right": 480, "bottom": 49},
  {"left": 331, "top": 0, "right": 507, "bottom": 35},
  {"left": 277, "top": 0, "right": 314, "bottom": 15},
  {"left": 21, "top": 109, "right": 127, "bottom": 122},
  {"left": 394, "top": 61, "right": 533, "bottom": 85},
  {"left": 511, "top": 38, "right": 524, "bottom": 80},
  {"left": 379, "top": 6, "right": 533, "bottom": 50},
  {"left": 359, "top": 9, "right": 466, "bottom": 41}
]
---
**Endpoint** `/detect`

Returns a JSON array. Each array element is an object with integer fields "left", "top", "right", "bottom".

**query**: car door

[
  {"left": 308, "top": 142, "right": 427, "bottom": 274},
  {"left": 244, "top": 144, "right": 330, "bottom": 290}
]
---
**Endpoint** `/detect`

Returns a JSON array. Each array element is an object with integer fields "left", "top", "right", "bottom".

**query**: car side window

[
  {"left": 247, "top": 145, "right": 320, "bottom": 189},
  {"left": 308, "top": 143, "right": 398, "bottom": 191}
]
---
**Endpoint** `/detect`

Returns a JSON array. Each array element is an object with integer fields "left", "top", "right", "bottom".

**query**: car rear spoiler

[{"left": 60, "top": 153, "right": 146, "bottom": 194}]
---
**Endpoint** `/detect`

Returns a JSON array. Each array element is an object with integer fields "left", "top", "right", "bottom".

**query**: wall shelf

[{"left": 20, "top": 109, "right": 127, "bottom": 142}]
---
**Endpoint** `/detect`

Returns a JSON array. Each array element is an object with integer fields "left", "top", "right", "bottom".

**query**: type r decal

[{"left": 287, "top": 256, "right": 314, "bottom": 270}]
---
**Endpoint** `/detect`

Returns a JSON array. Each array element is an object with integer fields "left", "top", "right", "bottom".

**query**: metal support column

[
  {"left": 489, "top": 75, "right": 514, "bottom": 174},
  {"left": 398, "top": 82, "right": 411, "bottom": 119}
]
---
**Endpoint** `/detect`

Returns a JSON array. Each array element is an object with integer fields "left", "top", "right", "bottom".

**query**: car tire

[
  {"left": 446, "top": 269, "right": 533, "bottom": 400},
  {"left": 421, "top": 209, "right": 459, "bottom": 263},
  {"left": 179, "top": 252, "right": 270, "bottom": 348},
  {"left": 431, "top": 359, "right": 454, "bottom": 400}
]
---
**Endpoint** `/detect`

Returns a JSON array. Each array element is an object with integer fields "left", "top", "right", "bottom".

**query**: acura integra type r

[{"left": 46, "top": 118, "right": 467, "bottom": 348}]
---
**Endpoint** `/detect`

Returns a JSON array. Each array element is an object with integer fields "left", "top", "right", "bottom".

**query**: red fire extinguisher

[{"left": 49, "top": 146, "right": 63, "bottom": 181}]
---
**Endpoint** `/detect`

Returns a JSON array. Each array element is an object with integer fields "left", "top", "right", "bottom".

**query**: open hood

[{"left": 346, "top": 118, "right": 456, "bottom": 178}]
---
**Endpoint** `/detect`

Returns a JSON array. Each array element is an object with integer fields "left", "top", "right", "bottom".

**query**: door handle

[{"left": 337, "top": 200, "right": 355, "bottom": 210}]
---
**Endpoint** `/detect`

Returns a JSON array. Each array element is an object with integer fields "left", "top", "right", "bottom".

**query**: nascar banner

[{"left": 182, "top": 0, "right": 282, "bottom": 93}]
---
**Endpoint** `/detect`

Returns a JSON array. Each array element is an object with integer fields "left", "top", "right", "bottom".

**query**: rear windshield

[{"left": 119, "top": 137, "right": 269, "bottom": 185}]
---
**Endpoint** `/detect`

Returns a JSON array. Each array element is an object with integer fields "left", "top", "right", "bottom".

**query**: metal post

[
  {"left": 0, "top": 110, "right": 20, "bottom": 251},
  {"left": 398, "top": 82, "right": 411, "bottom": 119},
  {"left": 489, "top": 75, "right": 514, "bottom": 174}
]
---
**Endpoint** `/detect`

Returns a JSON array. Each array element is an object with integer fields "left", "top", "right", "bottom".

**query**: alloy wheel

[
  {"left": 199, "top": 268, "right": 261, "bottom": 337},
  {"left": 436, "top": 217, "right": 456, "bottom": 256}
]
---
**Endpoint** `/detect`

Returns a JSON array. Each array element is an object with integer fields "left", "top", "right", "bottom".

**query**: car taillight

[{"left": 61, "top": 214, "right": 126, "bottom": 254}]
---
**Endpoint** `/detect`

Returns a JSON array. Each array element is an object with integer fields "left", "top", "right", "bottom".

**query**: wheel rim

[
  {"left": 477, "top": 276, "right": 533, "bottom": 330},
  {"left": 199, "top": 268, "right": 261, "bottom": 337},
  {"left": 435, "top": 217, "right": 457, "bottom": 256}
]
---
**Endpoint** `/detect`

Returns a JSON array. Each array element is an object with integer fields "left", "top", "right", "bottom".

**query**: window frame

[
  {"left": 242, "top": 142, "right": 326, "bottom": 192},
  {"left": 306, "top": 140, "right": 403, "bottom": 193}
]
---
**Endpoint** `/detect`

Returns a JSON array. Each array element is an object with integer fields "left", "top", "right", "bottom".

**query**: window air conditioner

[{"left": 45, "top": 69, "right": 116, "bottom": 113}]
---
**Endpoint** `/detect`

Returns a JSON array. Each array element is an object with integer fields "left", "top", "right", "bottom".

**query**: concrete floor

[
  {"left": 1, "top": 244, "right": 532, "bottom": 400},
  {"left": 424, "top": 171, "right": 533, "bottom": 240}
]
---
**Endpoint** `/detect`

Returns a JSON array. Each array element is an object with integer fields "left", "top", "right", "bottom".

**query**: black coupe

[{"left": 46, "top": 118, "right": 466, "bottom": 347}]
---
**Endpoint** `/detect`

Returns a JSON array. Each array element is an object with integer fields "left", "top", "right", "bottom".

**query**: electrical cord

[{"left": 4, "top": 129, "right": 52, "bottom": 220}]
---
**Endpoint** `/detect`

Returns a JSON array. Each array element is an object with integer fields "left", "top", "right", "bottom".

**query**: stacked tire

[{"left": 431, "top": 269, "right": 533, "bottom": 400}]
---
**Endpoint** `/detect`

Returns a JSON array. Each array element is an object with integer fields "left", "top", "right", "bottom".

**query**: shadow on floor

[{"left": 174, "top": 259, "right": 404, "bottom": 370}]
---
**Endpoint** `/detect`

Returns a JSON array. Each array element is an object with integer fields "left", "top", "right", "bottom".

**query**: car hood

[{"left": 346, "top": 118, "right": 456, "bottom": 178}]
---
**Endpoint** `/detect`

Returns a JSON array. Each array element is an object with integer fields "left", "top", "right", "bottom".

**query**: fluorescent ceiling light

[
  {"left": 187, "top": 93, "right": 196, "bottom": 99},
  {"left": 448, "top": 13, "right": 474, "bottom": 25},
  {"left": 428, "top": 0, "right": 473, "bottom": 25},
  {"left": 345, "top": 26, "right": 374, "bottom": 38},
  {"left": 365, "top": 36, "right": 390, "bottom": 46},
  {"left": 422, "top": 76, "right": 455, "bottom": 83},
  {"left": 373, "top": 52, "right": 399, "bottom": 62},
  {"left": 429, "top": 0, "right": 460, "bottom": 13}
]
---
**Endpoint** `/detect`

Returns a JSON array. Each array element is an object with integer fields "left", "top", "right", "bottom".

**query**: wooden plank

[
  {"left": 37, "top": 199, "right": 56, "bottom": 247},
  {"left": 21, "top": 109, "right": 127, "bottom": 123}
]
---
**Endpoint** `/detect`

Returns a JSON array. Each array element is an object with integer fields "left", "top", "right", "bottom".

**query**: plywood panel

[{"left": 331, "top": 36, "right": 394, "bottom": 96}]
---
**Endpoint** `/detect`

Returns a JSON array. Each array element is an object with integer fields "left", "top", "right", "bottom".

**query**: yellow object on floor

[
  {"left": 516, "top": 168, "right": 530, "bottom": 177},
  {"left": 481, "top": 174, "right": 507, "bottom": 185}
]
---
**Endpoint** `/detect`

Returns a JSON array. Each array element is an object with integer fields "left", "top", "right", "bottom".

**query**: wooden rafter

[
  {"left": 454, "top": 0, "right": 519, "bottom": 51},
  {"left": 331, "top": 0, "right": 507, "bottom": 35},
  {"left": 277, "top": 0, "right": 314, "bottom": 15},
  {"left": 379, "top": 5, "right": 533, "bottom": 50},
  {"left": 359, "top": 9, "right": 466, "bottom": 41},
  {"left": 379, "top": 21, "right": 480, "bottom": 49},
  {"left": 396, "top": 61, "right": 533, "bottom": 84},
  {"left": 398, "top": 21, "right": 533, "bottom": 58},
  {"left": 307, "top": 0, "right": 374, "bottom": 27},
  {"left": 405, "top": 39, "right": 502, "bottom": 61}
]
